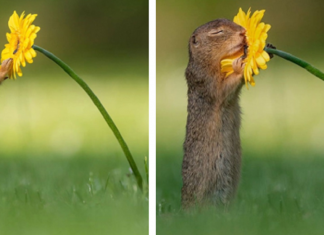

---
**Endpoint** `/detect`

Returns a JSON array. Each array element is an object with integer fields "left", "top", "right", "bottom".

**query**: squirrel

[
  {"left": 181, "top": 18, "right": 247, "bottom": 208},
  {"left": 0, "top": 58, "right": 13, "bottom": 84}
]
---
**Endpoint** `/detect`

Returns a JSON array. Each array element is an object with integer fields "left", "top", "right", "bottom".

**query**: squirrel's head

[
  {"left": 188, "top": 19, "right": 246, "bottom": 76},
  {"left": 186, "top": 19, "right": 246, "bottom": 103}
]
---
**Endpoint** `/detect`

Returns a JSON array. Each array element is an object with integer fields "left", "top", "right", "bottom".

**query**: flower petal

[
  {"left": 19, "top": 52, "right": 26, "bottom": 67},
  {"left": 261, "top": 51, "right": 270, "bottom": 62}
]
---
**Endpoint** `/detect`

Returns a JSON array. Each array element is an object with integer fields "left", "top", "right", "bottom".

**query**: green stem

[
  {"left": 33, "top": 45, "right": 143, "bottom": 191},
  {"left": 264, "top": 47, "right": 324, "bottom": 82}
]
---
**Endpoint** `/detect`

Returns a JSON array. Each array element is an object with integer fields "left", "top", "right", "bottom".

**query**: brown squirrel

[
  {"left": 181, "top": 18, "right": 247, "bottom": 208},
  {"left": 0, "top": 58, "right": 13, "bottom": 84}
]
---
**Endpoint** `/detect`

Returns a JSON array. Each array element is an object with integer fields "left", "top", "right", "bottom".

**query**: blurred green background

[
  {"left": 0, "top": 1, "right": 148, "bottom": 234},
  {"left": 157, "top": 0, "right": 324, "bottom": 234}
]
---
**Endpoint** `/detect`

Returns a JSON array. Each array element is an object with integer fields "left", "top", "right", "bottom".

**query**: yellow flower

[
  {"left": 221, "top": 8, "right": 271, "bottom": 87},
  {"left": 1, "top": 11, "right": 40, "bottom": 79}
]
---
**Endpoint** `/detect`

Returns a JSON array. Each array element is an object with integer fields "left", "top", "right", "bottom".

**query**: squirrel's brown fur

[
  {"left": 0, "top": 58, "right": 13, "bottom": 84},
  {"left": 182, "top": 19, "right": 246, "bottom": 208}
]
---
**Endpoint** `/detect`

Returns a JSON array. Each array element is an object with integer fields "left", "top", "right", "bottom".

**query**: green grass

[
  {"left": 0, "top": 156, "right": 148, "bottom": 235},
  {"left": 157, "top": 150, "right": 324, "bottom": 235}
]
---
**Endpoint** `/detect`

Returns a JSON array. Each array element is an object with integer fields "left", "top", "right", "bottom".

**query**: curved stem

[
  {"left": 33, "top": 45, "right": 143, "bottom": 191},
  {"left": 265, "top": 47, "right": 324, "bottom": 82}
]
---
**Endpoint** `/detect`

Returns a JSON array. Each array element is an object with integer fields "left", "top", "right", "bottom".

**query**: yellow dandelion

[
  {"left": 221, "top": 8, "right": 271, "bottom": 87},
  {"left": 1, "top": 11, "right": 40, "bottom": 79}
]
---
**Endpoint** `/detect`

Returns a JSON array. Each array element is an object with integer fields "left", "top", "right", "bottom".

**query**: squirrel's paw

[
  {"left": 232, "top": 56, "right": 245, "bottom": 75},
  {"left": 0, "top": 58, "right": 12, "bottom": 84}
]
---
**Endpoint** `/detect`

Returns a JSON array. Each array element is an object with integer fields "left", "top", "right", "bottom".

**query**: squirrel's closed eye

[{"left": 209, "top": 30, "right": 224, "bottom": 36}]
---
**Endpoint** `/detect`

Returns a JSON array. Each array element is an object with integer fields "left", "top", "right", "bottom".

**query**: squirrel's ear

[{"left": 191, "top": 35, "right": 199, "bottom": 47}]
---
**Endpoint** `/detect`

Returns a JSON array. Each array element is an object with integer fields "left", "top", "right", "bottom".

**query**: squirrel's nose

[{"left": 240, "top": 29, "right": 246, "bottom": 36}]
